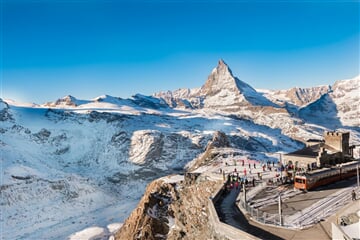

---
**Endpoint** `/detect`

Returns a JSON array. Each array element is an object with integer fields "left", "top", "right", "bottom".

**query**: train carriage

[{"left": 294, "top": 161, "right": 359, "bottom": 190}]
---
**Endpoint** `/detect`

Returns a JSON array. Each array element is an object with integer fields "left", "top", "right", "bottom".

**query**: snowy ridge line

[{"left": 286, "top": 186, "right": 357, "bottom": 228}]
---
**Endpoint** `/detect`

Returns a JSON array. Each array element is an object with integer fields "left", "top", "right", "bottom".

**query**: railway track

[{"left": 286, "top": 186, "right": 357, "bottom": 228}]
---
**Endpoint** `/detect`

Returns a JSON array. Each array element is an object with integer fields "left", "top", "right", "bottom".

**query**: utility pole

[
  {"left": 279, "top": 153, "right": 283, "bottom": 181},
  {"left": 243, "top": 182, "right": 247, "bottom": 203},
  {"left": 278, "top": 193, "right": 283, "bottom": 226},
  {"left": 357, "top": 164, "right": 359, "bottom": 188}
]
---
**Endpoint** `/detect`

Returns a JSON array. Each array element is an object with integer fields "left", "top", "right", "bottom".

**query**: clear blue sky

[{"left": 1, "top": 0, "right": 359, "bottom": 104}]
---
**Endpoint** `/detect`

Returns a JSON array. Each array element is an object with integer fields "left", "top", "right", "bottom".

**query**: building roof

[
  {"left": 306, "top": 139, "right": 323, "bottom": 143},
  {"left": 286, "top": 143, "right": 338, "bottom": 157}
]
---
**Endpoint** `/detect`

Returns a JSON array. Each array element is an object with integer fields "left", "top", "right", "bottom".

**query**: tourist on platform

[{"left": 352, "top": 189, "right": 356, "bottom": 201}]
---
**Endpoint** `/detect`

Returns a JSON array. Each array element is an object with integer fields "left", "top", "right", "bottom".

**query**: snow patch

[{"left": 68, "top": 226, "right": 106, "bottom": 240}]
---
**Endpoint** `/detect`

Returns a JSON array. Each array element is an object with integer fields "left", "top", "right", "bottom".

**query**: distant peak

[
  {"left": 201, "top": 59, "right": 240, "bottom": 96},
  {"left": 62, "top": 95, "right": 76, "bottom": 101},
  {"left": 211, "top": 59, "right": 233, "bottom": 77},
  {"left": 218, "top": 59, "right": 227, "bottom": 66}
]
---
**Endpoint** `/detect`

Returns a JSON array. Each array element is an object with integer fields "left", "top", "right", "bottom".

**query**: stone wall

[
  {"left": 282, "top": 154, "right": 317, "bottom": 168},
  {"left": 208, "top": 184, "right": 260, "bottom": 240},
  {"left": 324, "top": 131, "right": 349, "bottom": 154}
]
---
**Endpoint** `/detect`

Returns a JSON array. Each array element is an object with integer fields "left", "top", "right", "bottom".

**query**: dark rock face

[
  {"left": 207, "top": 131, "right": 231, "bottom": 149},
  {"left": 0, "top": 99, "right": 13, "bottom": 121},
  {"left": 131, "top": 94, "right": 169, "bottom": 109},
  {"left": 33, "top": 128, "right": 51, "bottom": 142},
  {"left": 188, "top": 131, "right": 230, "bottom": 171},
  {"left": 115, "top": 178, "right": 219, "bottom": 240}
]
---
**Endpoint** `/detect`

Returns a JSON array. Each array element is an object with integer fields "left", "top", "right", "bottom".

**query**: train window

[{"left": 295, "top": 178, "right": 304, "bottom": 183}]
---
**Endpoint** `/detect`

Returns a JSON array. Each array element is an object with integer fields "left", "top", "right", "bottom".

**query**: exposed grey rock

[{"left": 33, "top": 128, "right": 51, "bottom": 142}]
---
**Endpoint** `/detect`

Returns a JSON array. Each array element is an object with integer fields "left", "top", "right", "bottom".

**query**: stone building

[{"left": 282, "top": 131, "right": 355, "bottom": 169}]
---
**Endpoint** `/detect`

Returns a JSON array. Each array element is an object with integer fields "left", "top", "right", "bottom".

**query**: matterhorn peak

[
  {"left": 200, "top": 59, "right": 278, "bottom": 108},
  {"left": 210, "top": 59, "right": 234, "bottom": 77},
  {"left": 201, "top": 59, "right": 242, "bottom": 96}
]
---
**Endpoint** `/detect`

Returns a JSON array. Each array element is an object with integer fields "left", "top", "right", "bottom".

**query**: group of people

[{"left": 222, "top": 168, "right": 256, "bottom": 193}]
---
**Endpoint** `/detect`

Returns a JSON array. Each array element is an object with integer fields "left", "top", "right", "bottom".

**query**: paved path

[{"left": 215, "top": 187, "right": 284, "bottom": 240}]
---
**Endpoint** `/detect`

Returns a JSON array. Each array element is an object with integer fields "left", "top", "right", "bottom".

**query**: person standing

[{"left": 352, "top": 189, "right": 356, "bottom": 201}]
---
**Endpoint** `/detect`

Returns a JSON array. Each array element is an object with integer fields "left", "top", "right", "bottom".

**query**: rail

[{"left": 237, "top": 183, "right": 360, "bottom": 229}]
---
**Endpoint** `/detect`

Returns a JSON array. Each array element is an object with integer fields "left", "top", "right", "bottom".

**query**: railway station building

[{"left": 283, "top": 131, "right": 356, "bottom": 170}]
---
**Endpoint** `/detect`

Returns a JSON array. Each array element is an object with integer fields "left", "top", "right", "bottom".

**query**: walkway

[{"left": 215, "top": 187, "right": 283, "bottom": 240}]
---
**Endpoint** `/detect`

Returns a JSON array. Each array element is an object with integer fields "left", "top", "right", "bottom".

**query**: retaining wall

[{"left": 208, "top": 182, "right": 260, "bottom": 240}]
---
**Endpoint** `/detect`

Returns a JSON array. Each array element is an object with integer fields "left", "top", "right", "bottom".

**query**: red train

[{"left": 294, "top": 161, "right": 360, "bottom": 190}]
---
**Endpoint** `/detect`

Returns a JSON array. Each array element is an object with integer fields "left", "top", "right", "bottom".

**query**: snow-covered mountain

[
  {"left": 299, "top": 75, "right": 360, "bottom": 128},
  {"left": 155, "top": 61, "right": 359, "bottom": 130},
  {"left": 199, "top": 59, "right": 278, "bottom": 109},
  {"left": 1, "top": 60, "right": 359, "bottom": 239},
  {"left": 1, "top": 100, "right": 304, "bottom": 239},
  {"left": 259, "top": 85, "right": 331, "bottom": 107},
  {"left": 155, "top": 59, "right": 278, "bottom": 110}
]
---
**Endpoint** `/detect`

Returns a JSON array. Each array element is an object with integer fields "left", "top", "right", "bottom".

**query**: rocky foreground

[{"left": 115, "top": 175, "right": 223, "bottom": 240}]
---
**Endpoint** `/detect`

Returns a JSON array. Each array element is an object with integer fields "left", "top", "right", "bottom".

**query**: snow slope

[
  {"left": 299, "top": 76, "right": 360, "bottom": 128},
  {"left": 1, "top": 99, "right": 308, "bottom": 239}
]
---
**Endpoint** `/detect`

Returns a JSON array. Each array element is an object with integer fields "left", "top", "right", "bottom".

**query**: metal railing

[
  {"left": 238, "top": 197, "right": 287, "bottom": 227},
  {"left": 237, "top": 183, "right": 360, "bottom": 229}
]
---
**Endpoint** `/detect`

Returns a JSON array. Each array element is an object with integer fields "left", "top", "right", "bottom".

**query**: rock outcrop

[
  {"left": 115, "top": 177, "right": 220, "bottom": 240},
  {"left": 0, "top": 98, "right": 12, "bottom": 121},
  {"left": 188, "top": 131, "right": 230, "bottom": 172}
]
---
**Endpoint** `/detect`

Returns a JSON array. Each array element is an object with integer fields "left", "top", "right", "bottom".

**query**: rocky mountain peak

[
  {"left": 200, "top": 59, "right": 239, "bottom": 96},
  {"left": 214, "top": 59, "right": 233, "bottom": 75},
  {"left": 43, "top": 95, "right": 90, "bottom": 108},
  {"left": 199, "top": 60, "right": 277, "bottom": 109},
  {"left": 54, "top": 95, "right": 78, "bottom": 107}
]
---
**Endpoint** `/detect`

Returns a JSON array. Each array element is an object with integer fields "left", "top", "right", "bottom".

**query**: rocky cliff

[{"left": 115, "top": 176, "right": 221, "bottom": 240}]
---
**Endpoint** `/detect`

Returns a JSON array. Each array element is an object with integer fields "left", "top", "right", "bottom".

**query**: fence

[
  {"left": 237, "top": 182, "right": 360, "bottom": 229},
  {"left": 238, "top": 197, "right": 285, "bottom": 227}
]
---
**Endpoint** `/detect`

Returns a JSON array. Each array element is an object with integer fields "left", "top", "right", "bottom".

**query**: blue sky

[{"left": 1, "top": 1, "right": 359, "bottom": 104}]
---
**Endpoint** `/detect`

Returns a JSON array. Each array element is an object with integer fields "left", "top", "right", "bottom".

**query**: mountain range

[{"left": 1, "top": 60, "right": 359, "bottom": 239}]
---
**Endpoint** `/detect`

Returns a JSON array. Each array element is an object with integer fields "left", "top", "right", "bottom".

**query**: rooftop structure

[{"left": 283, "top": 131, "right": 355, "bottom": 169}]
